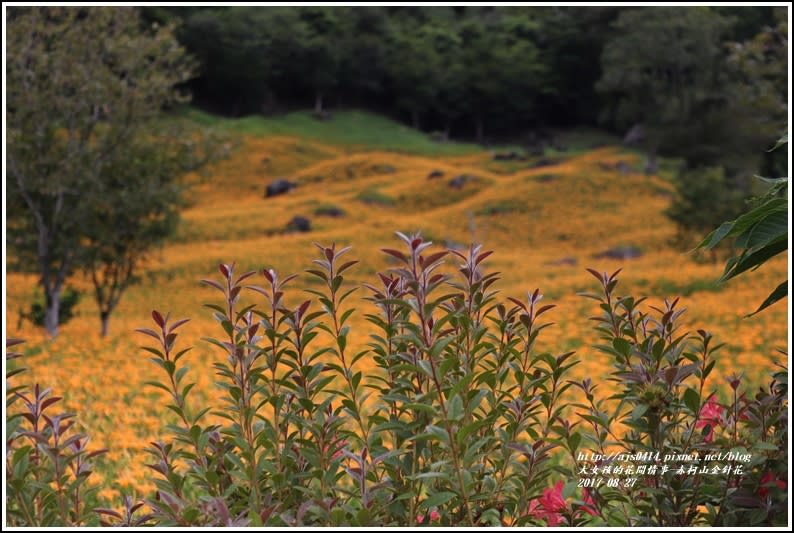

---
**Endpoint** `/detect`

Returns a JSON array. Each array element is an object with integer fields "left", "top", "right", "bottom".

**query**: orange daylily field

[{"left": 6, "top": 122, "right": 788, "bottom": 502}]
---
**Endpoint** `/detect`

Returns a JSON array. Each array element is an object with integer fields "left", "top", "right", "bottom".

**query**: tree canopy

[{"left": 6, "top": 7, "right": 223, "bottom": 337}]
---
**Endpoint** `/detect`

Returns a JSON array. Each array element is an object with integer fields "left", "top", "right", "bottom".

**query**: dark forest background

[{"left": 142, "top": 6, "right": 786, "bottom": 161}]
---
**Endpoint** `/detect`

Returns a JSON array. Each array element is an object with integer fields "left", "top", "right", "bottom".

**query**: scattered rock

[
  {"left": 314, "top": 205, "right": 346, "bottom": 218},
  {"left": 624, "top": 123, "right": 645, "bottom": 146},
  {"left": 595, "top": 246, "right": 643, "bottom": 260},
  {"left": 265, "top": 179, "right": 296, "bottom": 198},
  {"left": 261, "top": 156, "right": 271, "bottom": 165},
  {"left": 448, "top": 174, "right": 476, "bottom": 189},
  {"left": 644, "top": 154, "right": 659, "bottom": 175},
  {"left": 285, "top": 216, "right": 311, "bottom": 233},
  {"left": 493, "top": 151, "right": 527, "bottom": 161},
  {"left": 427, "top": 170, "right": 445, "bottom": 180},
  {"left": 545, "top": 256, "right": 578, "bottom": 267},
  {"left": 615, "top": 161, "right": 633, "bottom": 175}
]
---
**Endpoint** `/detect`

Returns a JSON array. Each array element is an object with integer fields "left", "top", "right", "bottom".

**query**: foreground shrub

[
  {"left": 5, "top": 235, "right": 788, "bottom": 526},
  {"left": 5, "top": 339, "right": 107, "bottom": 526}
]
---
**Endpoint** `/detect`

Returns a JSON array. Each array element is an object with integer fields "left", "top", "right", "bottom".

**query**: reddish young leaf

[
  {"left": 135, "top": 328, "right": 162, "bottom": 342},
  {"left": 298, "top": 300, "right": 311, "bottom": 318},
  {"left": 585, "top": 268, "right": 604, "bottom": 283},
  {"left": 507, "top": 297, "right": 528, "bottom": 312},
  {"left": 381, "top": 248, "right": 408, "bottom": 263},
  {"left": 151, "top": 310, "right": 165, "bottom": 328},
  {"left": 201, "top": 279, "right": 226, "bottom": 294},
  {"left": 168, "top": 318, "right": 191, "bottom": 334},
  {"left": 475, "top": 250, "right": 494, "bottom": 266}
]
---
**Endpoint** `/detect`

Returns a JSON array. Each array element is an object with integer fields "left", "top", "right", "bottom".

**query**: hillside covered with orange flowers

[{"left": 6, "top": 111, "right": 787, "bottom": 500}]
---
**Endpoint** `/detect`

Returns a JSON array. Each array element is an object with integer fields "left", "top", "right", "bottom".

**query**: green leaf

[
  {"left": 683, "top": 387, "right": 700, "bottom": 414},
  {"left": 447, "top": 394, "right": 464, "bottom": 422},
  {"left": 631, "top": 403, "right": 648, "bottom": 420},
  {"left": 720, "top": 235, "right": 786, "bottom": 282},
  {"left": 612, "top": 338, "right": 632, "bottom": 357},
  {"left": 144, "top": 380, "right": 171, "bottom": 393},
  {"left": 734, "top": 209, "right": 788, "bottom": 250},
  {"left": 769, "top": 132, "right": 788, "bottom": 151},
  {"left": 697, "top": 198, "right": 787, "bottom": 250},
  {"left": 420, "top": 491, "right": 456, "bottom": 510},
  {"left": 749, "top": 280, "right": 787, "bottom": 316},
  {"left": 405, "top": 403, "right": 437, "bottom": 416},
  {"left": 563, "top": 480, "right": 578, "bottom": 499},
  {"left": 567, "top": 432, "right": 582, "bottom": 452},
  {"left": 163, "top": 360, "right": 176, "bottom": 377}
]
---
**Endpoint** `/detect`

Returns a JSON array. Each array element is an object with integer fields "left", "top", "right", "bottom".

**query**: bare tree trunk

[
  {"left": 100, "top": 310, "right": 110, "bottom": 338},
  {"left": 644, "top": 149, "right": 659, "bottom": 175},
  {"left": 44, "top": 287, "right": 61, "bottom": 338},
  {"left": 315, "top": 91, "right": 324, "bottom": 114},
  {"left": 475, "top": 116, "right": 484, "bottom": 144}
]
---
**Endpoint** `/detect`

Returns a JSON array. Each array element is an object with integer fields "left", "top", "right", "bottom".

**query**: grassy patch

[
  {"left": 531, "top": 173, "right": 558, "bottom": 183},
  {"left": 314, "top": 203, "right": 346, "bottom": 217},
  {"left": 396, "top": 179, "right": 488, "bottom": 211},
  {"left": 356, "top": 188, "right": 395, "bottom": 206},
  {"left": 650, "top": 278, "right": 726, "bottom": 297},
  {"left": 550, "top": 127, "right": 621, "bottom": 152},
  {"left": 475, "top": 199, "right": 530, "bottom": 216},
  {"left": 179, "top": 107, "right": 481, "bottom": 156}
]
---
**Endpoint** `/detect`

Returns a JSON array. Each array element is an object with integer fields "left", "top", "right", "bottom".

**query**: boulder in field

[
  {"left": 265, "top": 179, "right": 296, "bottom": 198},
  {"left": 545, "top": 256, "right": 578, "bottom": 267},
  {"left": 594, "top": 246, "right": 643, "bottom": 260},
  {"left": 493, "top": 151, "right": 527, "bottom": 161},
  {"left": 449, "top": 174, "right": 476, "bottom": 189},
  {"left": 427, "top": 169, "right": 444, "bottom": 179},
  {"left": 615, "top": 161, "right": 633, "bottom": 175},
  {"left": 286, "top": 216, "right": 311, "bottom": 233}
]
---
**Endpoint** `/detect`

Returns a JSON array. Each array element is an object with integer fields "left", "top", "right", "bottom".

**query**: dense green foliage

[
  {"left": 144, "top": 6, "right": 781, "bottom": 144},
  {"left": 596, "top": 7, "right": 788, "bottom": 246}
]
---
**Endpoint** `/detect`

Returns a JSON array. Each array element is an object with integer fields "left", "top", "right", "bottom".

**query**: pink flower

[
  {"left": 528, "top": 481, "right": 568, "bottom": 526},
  {"left": 759, "top": 471, "right": 786, "bottom": 498},
  {"left": 695, "top": 395, "right": 725, "bottom": 443},
  {"left": 416, "top": 508, "right": 441, "bottom": 525}
]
